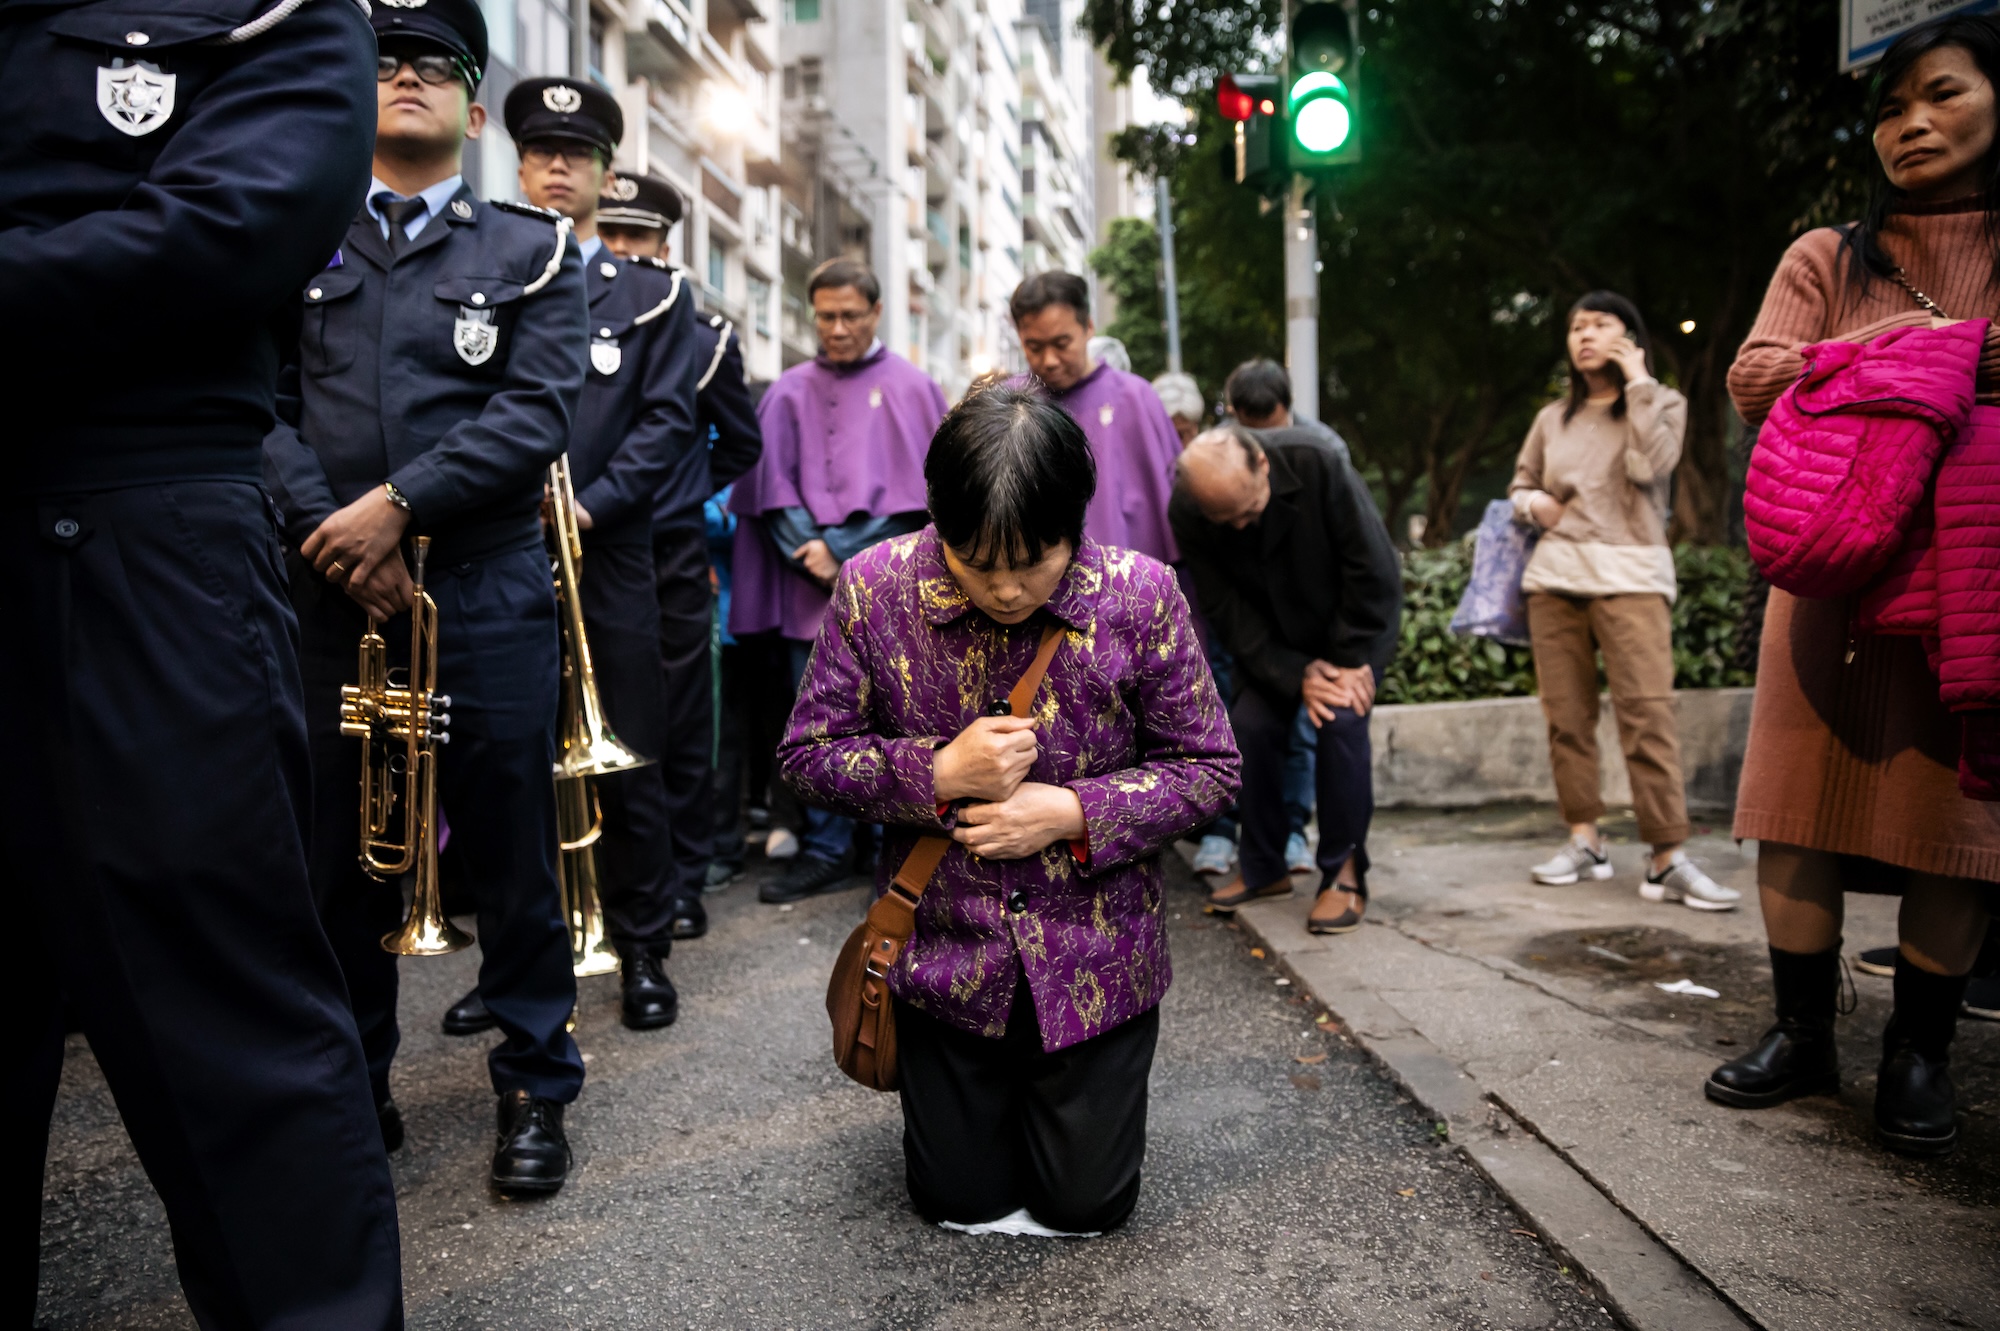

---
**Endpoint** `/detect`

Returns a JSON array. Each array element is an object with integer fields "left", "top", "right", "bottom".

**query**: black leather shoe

[
  {"left": 667, "top": 896, "right": 708, "bottom": 940},
  {"left": 618, "top": 944, "right": 679, "bottom": 1030},
  {"left": 1876, "top": 1045, "right": 1958, "bottom": 1155},
  {"left": 759, "top": 854, "right": 851, "bottom": 904},
  {"left": 442, "top": 986, "right": 498, "bottom": 1036},
  {"left": 1705, "top": 1022, "right": 1840, "bottom": 1107},
  {"left": 491, "top": 1090, "right": 570, "bottom": 1196},
  {"left": 378, "top": 1099, "right": 405, "bottom": 1153}
]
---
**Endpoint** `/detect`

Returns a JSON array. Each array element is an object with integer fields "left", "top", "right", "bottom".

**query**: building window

[
  {"left": 515, "top": 0, "right": 573, "bottom": 76},
  {"left": 708, "top": 239, "right": 727, "bottom": 293},
  {"left": 801, "top": 56, "right": 821, "bottom": 97},
  {"left": 749, "top": 277, "right": 772, "bottom": 336},
  {"left": 782, "top": 0, "right": 819, "bottom": 23}
]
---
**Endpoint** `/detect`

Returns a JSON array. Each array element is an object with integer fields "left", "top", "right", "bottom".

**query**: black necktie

[{"left": 376, "top": 195, "right": 428, "bottom": 257}]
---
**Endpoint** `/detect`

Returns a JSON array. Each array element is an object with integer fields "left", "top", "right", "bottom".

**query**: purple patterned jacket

[{"left": 779, "top": 528, "right": 1240, "bottom": 1051}]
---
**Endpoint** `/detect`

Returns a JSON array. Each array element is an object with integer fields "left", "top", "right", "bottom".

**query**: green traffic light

[{"left": 1295, "top": 97, "right": 1351, "bottom": 152}]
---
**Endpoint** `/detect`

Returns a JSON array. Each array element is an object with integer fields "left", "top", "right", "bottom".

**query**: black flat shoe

[
  {"left": 667, "top": 896, "right": 708, "bottom": 940},
  {"left": 618, "top": 944, "right": 679, "bottom": 1030},
  {"left": 759, "top": 854, "right": 852, "bottom": 904},
  {"left": 378, "top": 1099, "right": 404, "bottom": 1153},
  {"left": 491, "top": 1090, "right": 570, "bottom": 1196},
  {"left": 442, "top": 986, "right": 498, "bottom": 1036},
  {"left": 1705, "top": 1022, "right": 1839, "bottom": 1108},
  {"left": 1876, "top": 1045, "right": 1959, "bottom": 1156}
]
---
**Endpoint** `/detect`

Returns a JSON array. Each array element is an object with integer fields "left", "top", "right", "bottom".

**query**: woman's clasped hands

[{"left": 932, "top": 715, "right": 1086, "bottom": 861}]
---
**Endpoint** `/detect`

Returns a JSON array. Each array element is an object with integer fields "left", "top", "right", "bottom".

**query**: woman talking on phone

[{"left": 1508, "top": 292, "right": 1740, "bottom": 911}]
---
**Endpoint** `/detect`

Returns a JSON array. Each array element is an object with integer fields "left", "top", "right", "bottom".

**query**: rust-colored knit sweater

[
  {"left": 1729, "top": 197, "right": 2000, "bottom": 428},
  {"left": 1727, "top": 196, "right": 2000, "bottom": 882}
]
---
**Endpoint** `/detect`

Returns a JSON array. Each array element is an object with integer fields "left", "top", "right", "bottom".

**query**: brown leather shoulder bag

[{"left": 826, "top": 623, "right": 1064, "bottom": 1091}]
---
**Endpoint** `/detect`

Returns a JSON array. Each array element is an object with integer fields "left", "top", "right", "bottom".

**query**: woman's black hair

[
  {"left": 1561, "top": 290, "right": 1651, "bottom": 424},
  {"left": 1844, "top": 14, "right": 2000, "bottom": 291},
  {"left": 925, "top": 382, "right": 1096, "bottom": 569}
]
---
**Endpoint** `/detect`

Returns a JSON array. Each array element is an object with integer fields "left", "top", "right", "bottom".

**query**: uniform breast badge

[
  {"left": 590, "top": 338, "right": 622, "bottom": 376},
  {"left": 96, "top": 62, "right": 174, "bottom": 136},
  {"left": 454, "top": 306, "right": 498, "bottom": 365}
]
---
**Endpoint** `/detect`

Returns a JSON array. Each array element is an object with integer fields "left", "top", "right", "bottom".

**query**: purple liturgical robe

[
  {"left": 1029, "top": 361, "right": 1185, "bottom": 563},
  {"left": 728, "top": 345, "right": 947, "bottom": 640}
]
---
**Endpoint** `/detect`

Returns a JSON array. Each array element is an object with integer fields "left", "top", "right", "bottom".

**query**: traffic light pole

[{"left": 1284, "top": 175, "right": 1319, "bottom": 421}]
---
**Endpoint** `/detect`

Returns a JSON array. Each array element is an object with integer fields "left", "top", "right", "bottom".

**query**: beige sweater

[{"left": 1507, "top": 379, "right": 1686, "bottom": 600}]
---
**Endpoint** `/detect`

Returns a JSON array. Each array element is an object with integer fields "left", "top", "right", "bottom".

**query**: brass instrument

[
  {"left": 340, "top": 536, "right": 470, "bottom": 956},
  {"left": 547, "top": 456, "right": 654, "bottom": 977}
]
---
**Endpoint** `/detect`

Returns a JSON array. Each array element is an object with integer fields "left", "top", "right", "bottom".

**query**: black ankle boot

[
  {"left": 1706, "top": 945, "right": 1841, "bottom": 1108},
  {"left": 1875, "top": 955, "right": 1967, "bottom": 1156},
  {"left": 617, "top": 942, "right": 679, "bottom": 1030}
]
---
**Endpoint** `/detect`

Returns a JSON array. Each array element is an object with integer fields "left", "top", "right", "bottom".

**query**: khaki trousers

[{"left": 1526, "top": 592, "right": 1690, "bottom": 846}]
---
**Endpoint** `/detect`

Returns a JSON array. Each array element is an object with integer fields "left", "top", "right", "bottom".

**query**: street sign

[{"left": 1842, "top": 0, "right": 1999, "bottom": 72}]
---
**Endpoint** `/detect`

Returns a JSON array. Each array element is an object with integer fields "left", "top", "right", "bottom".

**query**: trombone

[
  {"left": 547, "top": 456, "right": 654, "bottom": 977},
  {"left": 339, "top": 535, "right": 470, "bottom": 956}
]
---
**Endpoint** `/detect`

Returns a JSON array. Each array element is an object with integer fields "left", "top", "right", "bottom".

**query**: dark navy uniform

[
  {"left": 570, "top": 255, "right": 702, "bottom": 953},
  {"left": 653, "top": 306, "right": 764, "bottom": 907},
  {"left": 0, "top": 0, "right": 402, "bottom": 1324},
  {"left": 500, "top": 82, "right": 703, "bottom": 971},
  {"left": 264, "top": 188, "right": 590, "bottom": 1128}
]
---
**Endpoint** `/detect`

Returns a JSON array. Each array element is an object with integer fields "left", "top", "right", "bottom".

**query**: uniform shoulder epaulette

[
  {"left": 697, "top": 318, "right": 735, "bottom": 391},
  {"left": 491, "top": 199, "right": 563, "bottom": 223},
  {"left": 707, "top": 312, "right": 725, "bottom": 329},
  {"left": 632, "top": 255, "right": 671, "bottom": 270},
  {"left": 630, "top": 269, "right": 684, "bottom": 326}
]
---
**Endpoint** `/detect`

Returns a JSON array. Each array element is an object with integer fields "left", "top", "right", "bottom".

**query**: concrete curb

[{"left": 1229, "top": 909, "right": 1758, "bottom": 1331}]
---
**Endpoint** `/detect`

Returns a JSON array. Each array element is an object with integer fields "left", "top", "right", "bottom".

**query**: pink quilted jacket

[{"left": 1744, "top": 319, "right": 2000, "bottom": 800}]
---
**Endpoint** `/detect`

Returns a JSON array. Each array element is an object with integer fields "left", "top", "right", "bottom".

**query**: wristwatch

[{"left": 382, "top": 481, "right": 413, "bottom": 513}]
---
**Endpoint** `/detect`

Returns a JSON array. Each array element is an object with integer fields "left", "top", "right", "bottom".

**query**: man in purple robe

[
  {"left": 1010, "top": 271, "right": 1183, "bottom": 563},
  {"left": 729, "top": 258, "right": 948, "bottom": 902}
]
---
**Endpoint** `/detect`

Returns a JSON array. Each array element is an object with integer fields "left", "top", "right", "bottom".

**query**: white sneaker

[
  {"left": 1641, "top": 852, "right": 1740, "bottom": 911},
  {"left": 764, "top": 827, "right": 800, "bottom": 861},
  {"left": 1531, "top": 836, "right": 1613, "bottom": 885},
  {"left": 1285, "top": 831, "right": 1315, "bottom": 875},
  {"left": 1191, "top": 834, "right": 1236, "bottom": 877}
]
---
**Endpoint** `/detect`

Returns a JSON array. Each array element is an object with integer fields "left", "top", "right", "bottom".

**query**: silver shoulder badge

[
  {"left": 544, "top": 85, "right": 582, "bottom": 113},
  {"left": 97, "top": 62, "right": 175, "bottom": 136}
]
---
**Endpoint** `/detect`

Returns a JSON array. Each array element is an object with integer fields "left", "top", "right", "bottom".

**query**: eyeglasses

[
  {"left": 521, "top": 143, "right": 606, "bottom": 168},
  {"left": 377, "top": 53, "right": 463, "bottom": 86},
  {"left": 813, "top": 310, "right": 873, "bottom": 327}
]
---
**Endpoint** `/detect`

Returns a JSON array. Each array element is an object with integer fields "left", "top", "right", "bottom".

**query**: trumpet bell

[{"left": 382, "top": 904, "right": 473, "bottom": 956}]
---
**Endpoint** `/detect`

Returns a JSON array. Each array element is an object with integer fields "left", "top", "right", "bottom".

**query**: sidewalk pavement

[{"left": 1224, "top": 805, "right": 2000, "bottom": 1331}]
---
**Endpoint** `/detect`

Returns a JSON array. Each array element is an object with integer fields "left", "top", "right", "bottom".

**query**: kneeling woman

[{"left": 780, "top": 385, "right": 1240, "bottom": 1233}]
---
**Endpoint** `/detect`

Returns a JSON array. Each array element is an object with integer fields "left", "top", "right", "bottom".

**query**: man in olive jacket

[{"left": 1170, "top": 423, "right": 1402, "bottom": 935}]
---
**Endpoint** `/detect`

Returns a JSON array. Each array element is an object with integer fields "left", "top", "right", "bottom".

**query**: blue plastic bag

[{"left": 1449, "top": 499, "right": 1539, "bottom": 648}]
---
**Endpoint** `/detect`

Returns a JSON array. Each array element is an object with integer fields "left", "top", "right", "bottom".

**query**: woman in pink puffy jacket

[{"left": 1707, "top": 14, "right": 2000, "bottom": 1155}]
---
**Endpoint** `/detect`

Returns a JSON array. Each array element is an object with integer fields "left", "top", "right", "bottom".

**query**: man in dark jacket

[
  {"left": 1170, "top": 423, "right": 1402, "bottom": 935},
  {"left": 2, "top": 0, "right": 403, "bottom": 1319}
]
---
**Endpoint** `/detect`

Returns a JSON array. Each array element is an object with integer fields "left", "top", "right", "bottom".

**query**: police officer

[
  {"left": 262, "top": 0, "right": 591, "bottom": 1196},
  {"left": 597, "top": 176, "right": 764, "bottom": 919},
  {"left": 1, "top": 0, "right": 403, "bottom": 1322},
  {"left": 450, "top": 78, "right": 698, "bottom": 1030}
]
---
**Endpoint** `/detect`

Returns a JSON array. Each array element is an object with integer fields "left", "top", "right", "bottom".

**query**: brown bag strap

[{"left": 885, "top": 621, "right": 1065, "bottom": 907}]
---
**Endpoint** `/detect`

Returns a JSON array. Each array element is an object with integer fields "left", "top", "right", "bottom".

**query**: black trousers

[
  {"left": 292, "top": 545, "right": 583, "bottom": 1105},
  {"left": 896, "top": 980, "right": 1158, "bottom": 1234},
  {"left": 581, "top": 540, "right": 676, "bottom": 949},
  {"left": 1234, "top": 678, "right": 1375, "bottom": 894},
  {"left": 653, "top": 524, "right": 714, "bottom": 898},
  {"left": 4, "top": 482, "right": 402, "bottom": 1329}
]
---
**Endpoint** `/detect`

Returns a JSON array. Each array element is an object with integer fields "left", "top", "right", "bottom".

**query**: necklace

[{"left": 1890, "top": 267, "right": 1951, "bottom": 319}]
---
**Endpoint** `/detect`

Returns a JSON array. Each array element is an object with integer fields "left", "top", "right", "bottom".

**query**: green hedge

[{"left": 1377, "top": 541, "right": 1757, "bottom": 706}]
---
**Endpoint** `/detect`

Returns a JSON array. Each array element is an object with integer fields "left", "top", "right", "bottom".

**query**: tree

[
  {"left": 1081, "top": 0, "right": 1874, "bottom": 544},
  {"left": 1089, "top": 216, "right": 1169, "bottom": 378}
]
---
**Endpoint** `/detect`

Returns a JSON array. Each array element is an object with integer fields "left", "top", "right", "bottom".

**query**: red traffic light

[{"left": 1218, "top": 74, "right": 1255, "bottom": 122}]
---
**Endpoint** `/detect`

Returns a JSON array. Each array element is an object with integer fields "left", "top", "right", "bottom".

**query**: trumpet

[
  {"left": 339, "top": 535, "right": 470, "bottom": 957},
  {"left": 546, "top": 456, "right": 654, "bottom": 977}
]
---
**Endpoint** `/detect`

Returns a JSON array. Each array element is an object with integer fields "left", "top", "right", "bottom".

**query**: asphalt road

[{"left": 38, "top": 852, "right": 1619, "bottom": 1330}]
